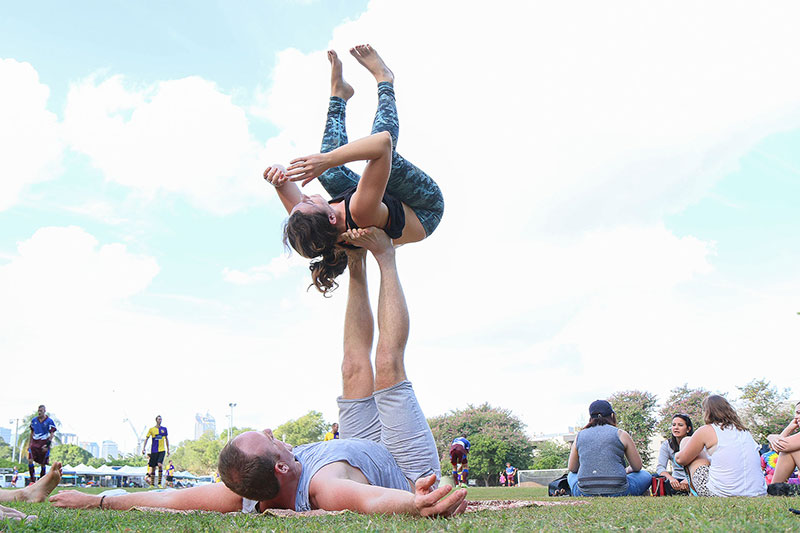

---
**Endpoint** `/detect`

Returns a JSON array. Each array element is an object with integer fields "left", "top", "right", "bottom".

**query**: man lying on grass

[{"left": 51, "top": 229, "right": 467, "bottom": 518}]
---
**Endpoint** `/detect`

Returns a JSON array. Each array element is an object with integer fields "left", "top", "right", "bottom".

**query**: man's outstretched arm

[
  {"left": 310, "top": 474, "right": 467, "bottom": 518},
  {"left": 50, "top": 483, "right": 242, "bottom": 512}
]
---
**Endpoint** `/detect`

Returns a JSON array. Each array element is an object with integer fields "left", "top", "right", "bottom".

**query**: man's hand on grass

[
  {"left": 49, "top": 490, "right": 101, "bottom": 509},
  {"left": 413, "top": 474, "right": 468, "bottom": 518}
]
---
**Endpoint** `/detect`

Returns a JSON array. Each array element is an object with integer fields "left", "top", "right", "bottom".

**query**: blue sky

[{"left": 1, "top": 1, "right": 799, "bottom": 455}]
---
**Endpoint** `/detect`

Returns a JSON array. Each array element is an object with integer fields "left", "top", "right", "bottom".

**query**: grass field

[{"left": 2, "top": 485, "right": 800, "bottom": 531}]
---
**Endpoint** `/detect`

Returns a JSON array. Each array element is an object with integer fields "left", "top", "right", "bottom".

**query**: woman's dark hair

[
  {"left": 667, "top": 414, "right": 694, "bottom": 453},
  {"left": 283, "top": 211, "right": 348, "bottom": 296},
  {"left": 583, "top": 412, "right": 617, "bottom": 429},
  {"left": 218, "top": 441, "right": 279, "bottom": 501},
  {"left": 703, "top": 394, "right": 747, "bottom": 431}
]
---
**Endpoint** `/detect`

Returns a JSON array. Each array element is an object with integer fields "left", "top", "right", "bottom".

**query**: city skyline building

[
  {"left": 101, "top": 440, "right": 119, "bottom": 459},
  {"left": 0, "top": 427, "right": 10, "bottom": 445},
  {"left": 194, "top": 411, "right": 216, "bottom": 440},
  {"left": 80, "top": 441, "right": 99, "bottom": 458},
  {"left": 60, "top": 432, "right": 79, "bottom": 446}
]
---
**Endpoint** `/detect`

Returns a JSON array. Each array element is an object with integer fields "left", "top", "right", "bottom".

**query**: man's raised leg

[
  {"left": 348, "top": 228, "right": 441, "bottom": 485},
  {"left": 341, "top": 244, "right": 374, "bottom": 400}
]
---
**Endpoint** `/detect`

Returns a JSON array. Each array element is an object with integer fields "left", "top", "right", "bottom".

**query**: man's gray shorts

[{"left": 338, "top": 380, "right": 441, "bottom": 486}]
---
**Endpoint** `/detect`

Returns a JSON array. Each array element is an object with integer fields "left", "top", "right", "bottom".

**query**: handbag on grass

[{"left": 548, "top": 473, "right": 571, "bottom": 497}]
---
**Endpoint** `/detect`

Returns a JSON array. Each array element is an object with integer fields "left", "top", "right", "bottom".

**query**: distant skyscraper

[
  {"left": 80, "top": 441, "right": 100, "bottom": 458},
  {"left": 60, "top": 432, "right": 79, "bottom": 445},
  {"left": 101, "top": 440, "right": 119, "bottom": 459},
  {"left": 0, "top": 427, "right": 10, "bottom": 445},
  {"left": 194, "top": 411, "right": 216, "bottom": 439}
]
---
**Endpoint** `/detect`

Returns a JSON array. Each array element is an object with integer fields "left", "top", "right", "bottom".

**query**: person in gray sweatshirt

[{"left": 655, "top": 414, "right": 693, "bottom": 493}]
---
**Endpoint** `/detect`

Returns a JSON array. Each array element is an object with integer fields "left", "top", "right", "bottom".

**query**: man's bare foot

[
  {"left": 328, "top": 50, "right": 354, "bottom": 101},
  {"left": 346, "top": 227, "right": 394, "bottom": 261},
  {"left": 349, "top": 45, "right": 394, "bottom": 84},
  {"left": 22, "top": 462, "right": 62, "bottom": 503}
]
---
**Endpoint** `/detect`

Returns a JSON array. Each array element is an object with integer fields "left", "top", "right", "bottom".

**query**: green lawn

[{"left": 2, "top": 486, "right": 800, "bottom": 531}]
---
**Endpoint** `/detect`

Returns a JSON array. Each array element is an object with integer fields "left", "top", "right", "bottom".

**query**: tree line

[{"left": 2, "top": 380, "right": 791, "bottom": 479}]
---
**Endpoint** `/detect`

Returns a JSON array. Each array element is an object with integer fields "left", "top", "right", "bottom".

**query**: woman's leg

[
  {"left": 625, "top": 470, "right": 654, "bottom": 496},
  {"left": 353, "top": 45, "right": 444, "bottom": 237},
  {"left": 318, "top": 51, "right": 361, "bottom": 198},
  {"left": 772, "top": 450, "right": 800, "bottom": 484},
  {"left": 566, "top": 472, "right": 583, "bottom": 496}
]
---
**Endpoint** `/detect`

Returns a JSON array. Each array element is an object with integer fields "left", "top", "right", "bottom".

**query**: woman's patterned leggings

[{"left": 317, "top": 82, "right": 444, "bottom": 237}]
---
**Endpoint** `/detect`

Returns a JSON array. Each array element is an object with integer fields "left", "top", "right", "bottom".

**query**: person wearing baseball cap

[{"left": 566, "top": 399, "right": 653, "bottom": 496}]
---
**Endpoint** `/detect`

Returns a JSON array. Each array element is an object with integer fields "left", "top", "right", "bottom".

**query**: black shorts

[
  {"left": 166, "top": 475, "right": 174, "bottom": 482},
  {"left": 148, "top": 451, "right": 166, "bottom": 467}
]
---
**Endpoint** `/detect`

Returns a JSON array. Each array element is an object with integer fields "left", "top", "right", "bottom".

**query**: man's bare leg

[
  {"left": 348, "top": 228, "right": 407, "bottom": 390},
  {"left": 0, "top": 462, "right": 62, "bottom": 503},
  {"left": 341, "top": 237, "right": 375, "bottom": 399}
]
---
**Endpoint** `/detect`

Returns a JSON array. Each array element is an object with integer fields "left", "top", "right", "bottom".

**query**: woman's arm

[
  {"left": 264, "top": 165, "right": 303, "bottom": 214},
  {"left": 50, "top": 483, "right": 243, "bottom": 512},
  {"left": 286, "top": 132, "right": 392, "bottom": 186},
  {"left": 675, "top": 425, "right": 713, "bottom": 466},
  {"left": 655, "top": 441, "right": 671, "bottom": 477},
  {"left": 567, "top": 440, "right": 580, "bottom": 473},
  {"left": 618, "top": 430, "right": 643, "bottom": 472},
  {"left": 768, "top": 425, "right": 800, "bottom": 453}
]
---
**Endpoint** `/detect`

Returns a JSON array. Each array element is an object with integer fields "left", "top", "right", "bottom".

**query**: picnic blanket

[{"left": 131, "top": 499, "right": 589, "bottom": 517}]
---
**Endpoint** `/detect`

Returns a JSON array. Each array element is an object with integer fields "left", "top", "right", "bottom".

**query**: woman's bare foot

[
  {"left": 22, "top": 462, "right": 62, "bottom": 503},
  {"left": 328, "top": 50, "right": 354, "bottom": 101},
  {"left": 349, "top": 44, "right": 394, "bottom": 84}
]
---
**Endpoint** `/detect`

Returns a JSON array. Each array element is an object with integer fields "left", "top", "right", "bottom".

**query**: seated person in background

[
  {"left": 676, "top": 395, "right": 766, "bottom": 497},
  {"left": 765, "top": 399, "right": 800, "bottom": 496},
  {"left": 655, "top": 414, "right": 694, "bottom": 493},
  {"left": 567, "top": 400, "right": 653, "bottom": 496}
]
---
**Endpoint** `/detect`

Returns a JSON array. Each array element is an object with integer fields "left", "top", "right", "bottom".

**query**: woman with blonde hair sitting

[{"left": 675, "top": 395, "right": 766, "bottom": 497}]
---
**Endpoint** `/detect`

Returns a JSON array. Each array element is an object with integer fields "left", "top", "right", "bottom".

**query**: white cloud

[
  {"left": 240, "top": 0, "right": 800, "bottom": 433},
  {"left": 0, "top": 59, "right": 63, "bottom": 211},
  {"left": 63, "top": 74, "right": 267, "bottom": 214},
  {"left": 222, "top": 253, "right": 308, "bottom": 284}
]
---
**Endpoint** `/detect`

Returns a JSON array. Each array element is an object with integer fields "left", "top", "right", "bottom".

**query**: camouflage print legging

[{"left": 317, "top": 82, "right": 444, "bottom": 237}]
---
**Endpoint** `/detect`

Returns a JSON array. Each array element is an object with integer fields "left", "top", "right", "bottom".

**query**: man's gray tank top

[
  {"left": 575, "top": 424, "right": 628, "bottom": 495},
  {"left": 241, "top": 438, "right": 413, "bottom": 513}
]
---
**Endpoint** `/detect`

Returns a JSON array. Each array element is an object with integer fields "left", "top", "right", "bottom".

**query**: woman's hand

[
  {"left": 263, "top": 164, "right": 289, "bottom": 188},
  {"left": 664, "top": 473, "right": 681, "bottom": 490},
  {"left": 678, "top": 479, "right": 690, "bottom": 492},
  {"left": 286, "top": 153, "right": 332, "bottom": 186}
]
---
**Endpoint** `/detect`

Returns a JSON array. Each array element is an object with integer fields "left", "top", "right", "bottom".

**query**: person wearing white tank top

[{"left": 675, "top": 395, "right": 766, "bottom": 497}]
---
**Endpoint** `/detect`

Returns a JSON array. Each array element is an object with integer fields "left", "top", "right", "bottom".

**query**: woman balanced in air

[{"left": 264, "top": 45, "right": 444, "bottom": 295}]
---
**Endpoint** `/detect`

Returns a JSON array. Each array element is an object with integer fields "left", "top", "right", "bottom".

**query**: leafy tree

[
  {"left": 656, "top": 384, "right": 711, "bottom": 438},
  {"left": 0, "top": 439, "right": 11, "bottom": 460},
  {"left": 274, "top": 411, "right": 329, "bottom": 446},
  {"left": 608, "top": 390, "right": 658, "bottom": 467},
  {"left": 737, "top": 379, "right": 794, "bottom": 444},
  {"left": 428, "top": 403, "right": 534, "bottom": 487},
  {"left": 171, "top": 427, "right": 253, "bottom": 475},
  {"left": 532, "top": 440, "right": 570, "bottom": 470},
  {"left": 50, "top": 444, "right": 93, "bottom": 466}
]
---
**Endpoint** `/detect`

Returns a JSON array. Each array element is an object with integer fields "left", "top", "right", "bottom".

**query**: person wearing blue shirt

[
  {"left": 28, "top": 404, "right": 57, "bottom": 483},
  {"left": 449, "top": 436, "right": 471, "bottom": 487}
]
